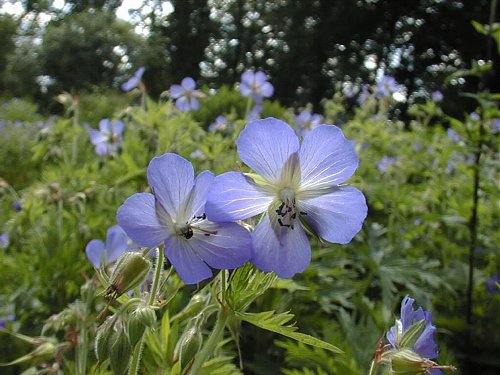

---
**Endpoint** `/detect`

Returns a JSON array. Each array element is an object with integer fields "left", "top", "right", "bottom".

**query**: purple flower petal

[
  {"left": 86, "top": 239, "right": 106, "bottom": 268},
  {"left": 254, "top": 71, "right": 267, "bottom": 85},
  {"left": 414, "top": 313, "right": 439, "bottom": 359},
  {"left": 112, "top": 121, "right": 125, "bottom": 136},
  {"left": 116, "top": 193, "right": 171, "bottom": 247},
  {"left": 170, "top": 84, "right": 183, "bottom": 98},
  {"left": 299, "top": 125, "right": 359, "bottom": 189},
  {"left": 164, "top": 236, "right": 213, "bottom": 284},
  {"left": 95, "top": 142, "right": 111, "bottom": 156},
  {"left": 147, "top": 153, "right": 194, "bottom": 217},
  {"left": 188, "top": 97, "right": 200, "bottom": 111},
  {"left": 205, "top": 171, "right": 273, "bottom": 222},
  {"left": 99, "top": 118, "right": 111, "bottom": 134},
  {"left": 87, "top": 128, "right": 107, "bottom": 146},
  {"left": 122, "top": 77, "right": 139, "bottom": 92},
  {"left": 175, "top": 96, "right": 190, "bottom": 111},
  {"left": 182, "top": 170, "right": 214, "bottom": 219},
  {"left": 251, "top": 212, "right": 311, "bottom": 278},
  {"left": 189, "top": 221, "right": 252, "bottom": 269},
  {"left": 241, "top": 71, "right": 254, "bottom": 86},
  {"left": 400, "top": 295, "right": 416, "bottom": 331},
  {"left": 181, "top": 77, "right": 196, "bottom": 90},
  {"left": 299, "top": 186, "right": 367, "bottom": 244},
  {"left": 259, "top": 81, "right": 274, "bottom": 97},
  {"left": 105, "top": 225, "right": 129, "bottom": 263},
  {"left": 237, "top": 118, "right": 300, "bottom": 183}
]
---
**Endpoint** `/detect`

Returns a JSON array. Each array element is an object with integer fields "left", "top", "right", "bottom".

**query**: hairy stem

[{"left": 128, "top": 247, "right": 164, "bottom": 375}]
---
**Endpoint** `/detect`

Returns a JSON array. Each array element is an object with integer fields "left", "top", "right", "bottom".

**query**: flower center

[
  {"left": 175, "top": 213, "right": 217, "bottom": 240},
  {"left": 275, "top": 188, "right": 306, "bottom": 230}
]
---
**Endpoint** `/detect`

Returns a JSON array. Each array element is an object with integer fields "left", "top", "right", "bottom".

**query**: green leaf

[
  {"left": 472, "top": 20, "right": 500, "bottom": 54},
  {"left": 444, "top": 60, "right": 493, "bottom": 84},
  {"left": 235, "top": 311, "right": 343, "bottom": 354},
  {"left": 224, "top": 263, "right": 277, "bottom": 313}
]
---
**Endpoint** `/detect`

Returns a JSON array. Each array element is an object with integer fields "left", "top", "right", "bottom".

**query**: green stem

[
  {"left": 368, "top": 360, "right": 376, "bottom": 375},
  {"left": 188, "top": 308, "right": 229, "bottom": 375},
  {"left": 71, "top": 104, "right": 79, "bottom": 165},
  {"left": 149, "top": 247, "right": 164, "bottom": 306},
  {"left": 128, "top": 336, "right": 145, "bottom": 375},
  {"left": 128, "top": 247, "right": 164, "bottom": 375},
  {"left": 244, "top": 96, "right": 253, "bottom": 118}
]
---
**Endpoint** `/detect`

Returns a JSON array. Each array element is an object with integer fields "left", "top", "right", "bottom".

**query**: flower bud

[
  {"left": 391, "top": 349, "right": 434, "bottom": 375},
  {"left": 174, "top": 326, "right": 202, "bottom": 368},
  {"left": 109, "top": 322, "right": 132, "bottom": 375},
  {"left": 106, "top": 252, "right": 151, "bottom": 299},
  {"left": 94, "top": 317, "right": 114, "bottom": 363},
  {"left": 175, "top": 293, "right": 209, "bottom": 322},
  {"left": 127, "top": 304, "right": 157, "bottom": 347}
]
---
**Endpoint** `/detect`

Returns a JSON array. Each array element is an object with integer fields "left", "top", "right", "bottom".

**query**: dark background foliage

[{"left": 0, "top": 0, "right": 497, "bottom": 116}]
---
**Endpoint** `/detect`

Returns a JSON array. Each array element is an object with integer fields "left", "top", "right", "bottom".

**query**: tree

[{"left": 40, "top": 9, "right": 141, "bottom": 93}]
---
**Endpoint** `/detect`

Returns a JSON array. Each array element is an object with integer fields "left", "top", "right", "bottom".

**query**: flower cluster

[
  {"left": 86, "top": 119, "right": 124, "bottom": 157},
  {"left": 116, "top": 118, "right": 367, "bottom": 284}
]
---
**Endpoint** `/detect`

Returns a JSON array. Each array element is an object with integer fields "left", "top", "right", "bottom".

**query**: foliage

[{"left": 0, "top": 50, "right": 499, "bottom": 375}]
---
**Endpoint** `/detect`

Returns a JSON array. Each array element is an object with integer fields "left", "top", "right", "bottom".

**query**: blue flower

[
  {"left": 446, "top": 128, "right": 460, "bottom": 143},
  {"left": 170, "top": 77, "right": 204, "bottom": 112},
  {"left": 294, "top": 111, "right": 321, "bottom": 137},
  {"left": 387, "top": 296, "right": 440, "bottom": 365},
  {"left": 239, "top": 70, "right": 274, "bottom": 103},
  {"left": 121, "top": 66, "right": 145, "bottom": 92},
  {"left": 86, "top": 225, "right": 131, "bottom": 268},
  {"left": 0, "top": 232, "right": 9, "bottom": 249},
  {"left": 377, "top": 156, "right": 397, "bottom": 173},
  {"left": 486, "top": 274, "right": 500, "bottom": 295},
  {"left": 489, "top": 118, "right": 500, "bottom": 134},
  {"left": 0, "top": 314, "right": 15, "bottom": 330},
  {"left": 431, "top": 91, "right": 443, "bottom": 103},
  {"left": 375, "top": 75, "right": 398, "bottom": 98},
  {"left": 358, "top": 84, "right": 371, "bottom": 105},
  {"left": 208, "top": 115, "right": 229, "bottom": 133},
  {"left": 12, "top": 200, "right": 22, "bottom": 212},
  {"left": 205, "top": 118, "right": 367, "bottom": 278},
  {"left": 86, "top": 119, "right": 125, "bottom": 156},
  {"left": 117, "top": 153, "right": 252, "bottom": 284}
]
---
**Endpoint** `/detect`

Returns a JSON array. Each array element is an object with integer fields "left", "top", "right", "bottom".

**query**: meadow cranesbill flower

[
  {"left": 489, "top": 118, "right": 500, "bottom": 134},
  {"left": 377, "top": 156, "right": 397, "bottom": 173},
  {"left": 205, "top": 118, "right": 367, "bottom": 278},
  {"left": 170, "top": 77, "right": 204, "bottom": 112},
  {"left": 446, "top": 128, "right": 460, "bottom": 143},
  {"left": 0, "top": 232, "right": 8, "bottom": 249},
  {"left": 431, "top": 91, "right": 443, "bottom": 103},
  {"left": 121, "top": 66, "right": 145, "bottom": 92},
  {"left": 239, "top": 70, "right": 274, "bottom": 103},
  {"left": 357, "top": 84, "right": 371, "bottom": 105},
  {"left": 208, "top": 115, "right": 228, "bottom": 133},
  {"left": 12, "top": 200, "right": 22, "bottom": 212},
  {"left": 86, "top": 119, "right": 124, "bottom": 156},
  {"left": 486, "top": 274, "right": 500, "bottom": 295},
  {"left": 0, "top": 314, "right": 15, "bottom": 330},
  {"left": 294, "top": 111, "right": 321, "bottom": 137},
  {"left": 375, "top": 75, "right": 398, "bottom": 98},
  {"left": 117, "top": 153, "right": 252, "bottom": 284},
  {"left": 86, "top": 225, "right": 130, "bottom": 268},
  {"left": 386, "top": 295, "right": 443, "bottom": 374}
]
